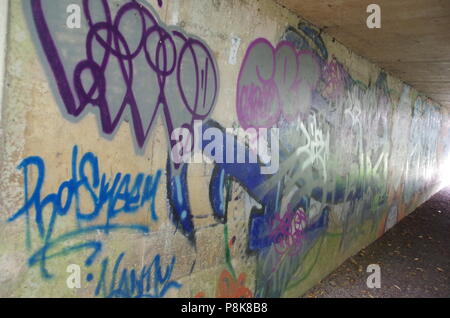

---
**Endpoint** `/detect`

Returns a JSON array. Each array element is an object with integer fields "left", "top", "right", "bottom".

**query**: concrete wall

[{"left": 0, "top": 0, "right": 449, "bottom": 298}]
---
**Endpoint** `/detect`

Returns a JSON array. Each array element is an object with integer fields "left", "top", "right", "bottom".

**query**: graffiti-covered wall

[{"left": 1, "top": 0, "right": 449, "bottom": 298}]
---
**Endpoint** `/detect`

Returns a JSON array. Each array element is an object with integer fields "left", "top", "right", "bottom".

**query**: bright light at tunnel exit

[{"left": 440, "top": 157, "right": 450, "bottom": 187}]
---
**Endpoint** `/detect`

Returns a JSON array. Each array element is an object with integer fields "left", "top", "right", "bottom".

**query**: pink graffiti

[
  {"left": 236, "top": 38, "right": 321, "bottom": 129},
  {"left": 270, "top": 204, "right": 308, "bottom": 258},
  {"left": 322, "top": 56, "right": 346, "bottom": 100}
]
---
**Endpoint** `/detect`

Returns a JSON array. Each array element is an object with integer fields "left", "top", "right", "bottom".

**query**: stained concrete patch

[{"left": 0, "top": 252, "right": 26, "bottom": 284}]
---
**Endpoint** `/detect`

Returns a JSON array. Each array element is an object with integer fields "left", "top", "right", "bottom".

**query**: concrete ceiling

[{"left": 276, "top": 0, "right": 450, "bottom": 108}]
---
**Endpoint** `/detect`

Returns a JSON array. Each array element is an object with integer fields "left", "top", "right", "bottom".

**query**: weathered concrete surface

[
  {"left": 276, "top": 0, "right": 450, "bottom": 109},
  {"left": 0, "top": 0, "right": 449, "bottom": 298}
]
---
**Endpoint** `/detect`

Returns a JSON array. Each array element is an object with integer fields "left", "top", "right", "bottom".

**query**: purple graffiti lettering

[
  {"left": 270, "top": 204, "right": 308, "bottom": 257},
  {"left": 236, "top": 38, "right": 320, "bottom": 129},
  {"left": 28, "top": 0, "right": 218, "bottom": 154}
]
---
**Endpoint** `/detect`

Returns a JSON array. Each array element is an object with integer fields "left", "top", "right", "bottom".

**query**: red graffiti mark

[
  {"left": 229, "top": 236, "right": 236, "bottom": 248},
  {"left": 216, "top": 269, "right": 253, "bottom": 298}
]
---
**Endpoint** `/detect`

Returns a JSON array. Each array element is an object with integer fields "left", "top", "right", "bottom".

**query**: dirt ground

[{"left": 303, "top": 188, "right": 450, "bottom": 298}]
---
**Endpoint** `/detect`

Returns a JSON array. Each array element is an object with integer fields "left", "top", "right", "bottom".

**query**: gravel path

[{"left": 304, "top": 188, "right": 450, "bottom": 298}]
